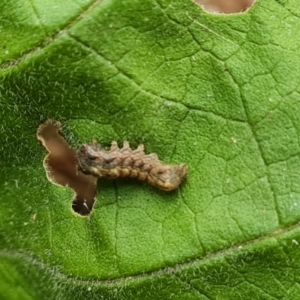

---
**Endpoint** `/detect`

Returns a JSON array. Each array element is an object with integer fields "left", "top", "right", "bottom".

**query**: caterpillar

[{"left": 77, "top": 141, "right": 187, "bottom": 191}]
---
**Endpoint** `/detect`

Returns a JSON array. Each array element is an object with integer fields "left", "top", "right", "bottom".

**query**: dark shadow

[{"left": 37, "top": 120, "right": 97, "bottom": 216}]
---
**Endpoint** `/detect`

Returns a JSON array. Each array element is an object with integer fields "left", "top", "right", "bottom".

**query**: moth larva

[{"left": 77, "top": 141, "right": 187, "bottom": 191}]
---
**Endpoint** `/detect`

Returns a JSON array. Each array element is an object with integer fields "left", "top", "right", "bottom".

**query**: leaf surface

[{"left": 1, "top": 0, "right": 300, "bottom": 299}]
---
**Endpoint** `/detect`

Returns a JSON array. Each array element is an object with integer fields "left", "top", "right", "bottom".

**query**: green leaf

[{"left": 1, "top": 0, "right": 300, "bottom": 299}]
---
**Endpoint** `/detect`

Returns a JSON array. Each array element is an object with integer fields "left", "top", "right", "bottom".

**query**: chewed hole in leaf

[
  {"left": 195, "top": 0, "right": 255, "bottom": 14},
  {"left": 36, "top": 120, "right": 97, "bottom": 216}
]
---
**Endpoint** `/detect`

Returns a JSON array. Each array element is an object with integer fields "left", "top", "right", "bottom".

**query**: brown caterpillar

[{"left": 77, "top": 141, "right": 187, "bottom": 191}]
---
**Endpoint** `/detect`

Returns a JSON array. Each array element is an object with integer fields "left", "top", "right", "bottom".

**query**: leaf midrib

[{"left": 0, "top": 221, "right": 298, "bottom": 285}]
